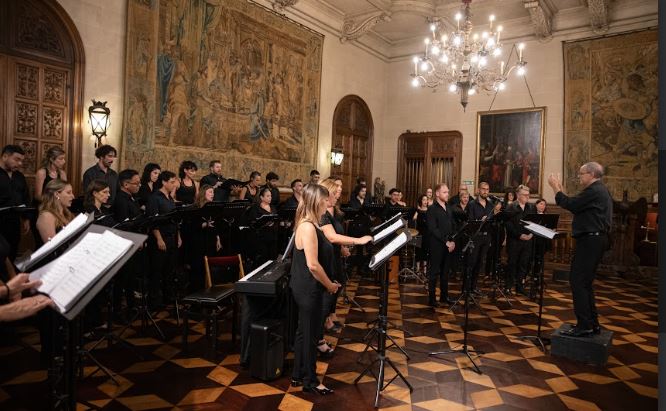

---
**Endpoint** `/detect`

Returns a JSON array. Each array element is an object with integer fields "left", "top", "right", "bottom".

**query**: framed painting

[{"left": 476, "top": 107, "right": 546, "bottom": 197}]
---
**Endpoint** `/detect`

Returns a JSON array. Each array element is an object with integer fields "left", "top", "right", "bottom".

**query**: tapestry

[
  {"left": 563, "top": 30, "right": 657, "bottom": 200},
  {"left": 122, "top": 0, "right": 323, "bottom": 182}
]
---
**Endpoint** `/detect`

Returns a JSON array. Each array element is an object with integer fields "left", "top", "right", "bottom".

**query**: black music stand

[
  {"left": 486, "top": 210, "right": 513, "bottom": 305},
  {"left": 354, "top": 230, "right": 414, "bottom": 407},
  {"left": 430, "top": 219, "right": 486, "bottom": 375},
  {"left": 29, "top": 224, "right": 146, "bottom": 411},
  {"left": 517, "top": 214, "right": 559, "bottom": 352}
]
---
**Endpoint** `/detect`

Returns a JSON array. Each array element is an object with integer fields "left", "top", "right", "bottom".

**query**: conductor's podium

[{"left": 550, "top": 324, "right": 613, "bottom": 366}]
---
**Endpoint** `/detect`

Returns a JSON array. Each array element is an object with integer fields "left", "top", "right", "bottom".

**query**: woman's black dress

[
  {"left": 320, "top": 210, "right": 344, "bottom": 318},
  {"left": 176, "top": 181, "right": 196, "bottom": 205},
  {"left": 290, "top": 223, "right": 334, "bottom": 389},
  {"left": 414, "top": 208, "right": 429, "bottom": 262}
]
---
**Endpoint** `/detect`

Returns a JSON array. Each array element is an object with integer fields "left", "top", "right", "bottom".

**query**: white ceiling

[{"left": 271, "top": 0, "right": 658, "bottom": 60}]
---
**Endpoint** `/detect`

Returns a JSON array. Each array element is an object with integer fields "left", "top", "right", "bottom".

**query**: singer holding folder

[{"left": 290, "top": 184, "right": 340, "bottom": 395}]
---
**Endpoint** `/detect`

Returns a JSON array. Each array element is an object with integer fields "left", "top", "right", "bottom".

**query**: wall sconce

[
  {"left": 88, "top": 100, "right": 110, "bottom": 147},
  {"left": 330, "top": 147, "right": 344, "bottom": 166}
]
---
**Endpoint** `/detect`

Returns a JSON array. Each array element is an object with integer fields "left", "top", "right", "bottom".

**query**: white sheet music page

[
  {"left": 17, "top": 213, "right": 90, "bottom": 271},
  {"left": 370, "top": 232, "right": 408, "bottom": 270},
  {"left": 35, "top": 230, "right": 133, "bottom": 312},
  {"left": 523, "top": 221, "right": 557, "bottom": 239},
  {"left": 373, "top": 219, "right": 404, "bottom": 244}
]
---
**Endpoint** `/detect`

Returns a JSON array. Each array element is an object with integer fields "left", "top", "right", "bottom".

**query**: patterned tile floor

[{"left": 0, "top": 270, "right": 658, "bottom": 410}]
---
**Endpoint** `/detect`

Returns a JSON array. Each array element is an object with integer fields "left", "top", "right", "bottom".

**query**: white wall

[
  {"left": 55, "top": 0, "right": 388, "bottom": 182},
  {"left": 383, "top": 39, "right": 564, "bottom": 202},
  {"left": 56, "top": 0, "right": 127, "bottom": 172}
]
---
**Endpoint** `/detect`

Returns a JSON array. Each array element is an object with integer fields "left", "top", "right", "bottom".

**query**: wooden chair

[{"left": 182, "top": 254, "right": 244, "bottom": 355}]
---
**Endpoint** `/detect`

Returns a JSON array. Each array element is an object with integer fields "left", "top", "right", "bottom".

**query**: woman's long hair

[
  {"left": 41, "top": 146, "right": 65, "bottom": 170},
  {"left": 83, "top": 179, "right": 109, "bottom": 211},
  {"left": 195, "top": 184, "right": 214, "bottom": 208},
  {"left": 39, "top": 179, "right": 74, "bottom": 228},
  {"left": 141, "top": 163, "right": 161, "bottom": 185},
  {"left": 319, "top": 178, "right": 343, "bottom": 218},
  {"left": 294, "top": 184, "right": 329, "bottom": 230}
]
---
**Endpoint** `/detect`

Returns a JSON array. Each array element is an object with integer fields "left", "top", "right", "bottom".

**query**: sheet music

[
  {"left": 370, "top": 232, "right": 409, "bottom": 270},
  {"left": 31, "top": 230, "right": 133, "bottom": 312},
  {"left": 238, "top": 260, "right": 273, "bottom": 281},
  {"left": 522, "top": 221, "right": 558, "bottom": 239},
  {"left": 373, "top": 219, "right": 405, "bottom": 244},
  {"left": 18, "top": 213, "right": 91, "bottom": 271}
]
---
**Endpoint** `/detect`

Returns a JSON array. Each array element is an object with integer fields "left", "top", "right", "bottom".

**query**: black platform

[{"left": 550, "top": 324, "right": 613, "bottom": 366}]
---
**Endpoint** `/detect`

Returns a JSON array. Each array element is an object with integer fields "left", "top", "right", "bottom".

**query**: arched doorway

[
  {"left": 0, "top": 0, "right": 85, "bottom": 194},
  {"left": 331, "top": 95, "right": 373, "bottom": 201}
]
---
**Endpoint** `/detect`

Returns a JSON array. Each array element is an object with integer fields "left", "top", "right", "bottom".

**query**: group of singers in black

[{"left": 0, "top": 139, "right": 613, "bottom": 396}]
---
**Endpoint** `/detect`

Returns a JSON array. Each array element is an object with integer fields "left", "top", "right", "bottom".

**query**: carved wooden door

[
  {"left": 332, "top": 96, "right": 373, "bottom": 202},
  {"left": 0, "top": 0, "right": 84, "bottom": 194},
  {"left": 397, "top": 131, "right": 462, "bottom": 207},
  {"left": 5, "top": 57, "right": 71, "bottom": 188}
]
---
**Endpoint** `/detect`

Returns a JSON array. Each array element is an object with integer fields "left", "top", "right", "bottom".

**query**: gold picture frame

[{"left": 475, "top": 106, "right": 546, "bottom": 198}]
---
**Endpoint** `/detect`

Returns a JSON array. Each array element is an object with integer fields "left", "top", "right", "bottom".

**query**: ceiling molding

[{"left": 270, "top": 0, "right": 299, "bottom": 13}]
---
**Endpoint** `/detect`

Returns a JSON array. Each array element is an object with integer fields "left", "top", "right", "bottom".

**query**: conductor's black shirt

[{"left": 555, "top": 180, "right": 612, "bottom": 237}]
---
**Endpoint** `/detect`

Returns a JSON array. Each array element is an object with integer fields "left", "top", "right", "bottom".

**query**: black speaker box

[
  {"left": 550, "top": 324, "right": 613, "bottom": 366},
  {"left": 250, "top": 319, "right": 284, "bottom": 381}
]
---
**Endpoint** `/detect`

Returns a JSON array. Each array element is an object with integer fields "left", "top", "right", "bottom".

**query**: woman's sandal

[{"left": 303, "top": 385, "right": 334, "bottom": 395}]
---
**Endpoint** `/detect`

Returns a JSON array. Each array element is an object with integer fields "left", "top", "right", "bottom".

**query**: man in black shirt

[
  {"left": 382, "top": 188, "right": 403, "bottom": 221},
  {"left": 308, "top": 169, "right": 320, "bottom": 185},
  {"left": 504, "top": 185, "right": 536, "bottom": 295},
  {"left": 146, "top": 171, "right": 180, "bottom": 307},
  {"left": 263, "top": 171, "right": 281, "bottom": 208},
  {"left": 0, "top": 145, "right": 30, "bottom": 262},
  {"left": 548, "top": 162, "right": 612, "bottom": 337},
  {"left": 450, "top": 183, "right": 475, "bottom": 206},
  {"left": 466, "top": 182, "right": 498, "bottom": 294},
  {"left": 426, "top": 183, "right": 456, "bottom": 307},
  {"left": 82, "top": 144, "right": 118, "bottom": 205},
  {"left": 200, "top": 160, "right": 229, "bottom": 202},
  {"left": 283, "top": 179, "right": 303, "bottom": 209},
  {"left": 114, "top": 169, "right": 143, "bottom": 222}
]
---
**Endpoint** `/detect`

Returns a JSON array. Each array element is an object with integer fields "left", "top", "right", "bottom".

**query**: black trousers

[
  {"left": 428, "top": 245, "right": 452, "bottom": 304},
  {"left": 148, "top": 234, "right": 177, "bottom": 305},
  {"left": 570, "top": 234, "right": 607, "bottom": 329},
  {"left": 506, "top": 238, "right": 532, "bottom": 289},
  {"left": 292, "top": 284, "right": 323, "bottom": 388},
  {"left": 467, "top": 234, "right": 491, "bottom": 290}
]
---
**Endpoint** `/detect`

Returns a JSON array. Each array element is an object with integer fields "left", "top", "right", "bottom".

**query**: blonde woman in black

[{"left": 290, "top": 184, "right": 340, "bottom": 395}]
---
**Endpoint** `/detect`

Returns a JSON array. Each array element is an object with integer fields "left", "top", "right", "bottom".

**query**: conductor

[{"left": 547, "top": 162, "right": 612, "bottom": 337}]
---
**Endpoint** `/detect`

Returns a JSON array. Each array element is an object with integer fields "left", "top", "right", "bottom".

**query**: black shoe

[
  {"left": 503, "top": 288, "right": 513, "bottom": 296},
  {"left": 290, "top": 378, "right": 303, "bottom": 387},
  {"left": 593, "top": 325, "right": 601, "bottom": 334},
  {"left": 303, "top": 386, "right": 334, "bottom": 395},
  {"left": 562, "top": 327, "right": 594, "bottom": 337},
  {"left": 472, "top": 288, "right": 483, "bottom": 296},
  {"left": 440, "top": 297, "right": 455, "bottom": 305},
  {"left": 515, "top": 287, "right": 526, "bottom": 296}
]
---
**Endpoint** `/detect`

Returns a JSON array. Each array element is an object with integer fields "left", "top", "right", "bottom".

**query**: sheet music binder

[
  {"left": 28, "top": 225, "right": 146, "bottom": 321},
  {"left": 521, "top": 213, "right": 560, "bottom": 240},
  {"left": 369, "top": 230, "right": 412, "bottom": 271},
  {"left": 16, "top": 213, "right": 95, "bottom": 272}
]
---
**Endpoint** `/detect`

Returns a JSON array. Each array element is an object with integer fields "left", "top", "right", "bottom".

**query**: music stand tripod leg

[{"left": 517, "top": 255, "right": 549, "bottom": 352}]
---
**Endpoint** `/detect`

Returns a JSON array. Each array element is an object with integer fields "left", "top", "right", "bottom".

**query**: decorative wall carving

[
  {"left": 523, "top": 0, "right": 552, "bottom": 40},
  {"left": 564, "top": 30, "right": 658, "bottom": 200},
  {"left": 122, "top": 0, "right": 323, "bottom": 183},
  {"left": 272, "top": 0, "right": 299, "bottom": 13},
  {"left": 42, "top": 107, "right": 63, "bottom": 139},
  {"left": 16, "top": 3, "right": 65, "bottom": 58},
  {"left": 15, "top": 139, "right": 36, "bottom": 172},
  {"left": 340, "top": 12, "right": 391, "bottom": 43},
  {"left": 587, "top": 0, "right": 609, "bottom": 34},
  {"left": 44, "top": 69, "right": 66, "bottom": 104},
  {"left": 16, "top": 64, "right": 39, "bottom": 100},
  {"left": 15, "top": 102, "right": 38, "bottom": 135}
]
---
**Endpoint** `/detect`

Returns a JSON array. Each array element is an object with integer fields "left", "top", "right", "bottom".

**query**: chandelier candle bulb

[
  {"left": 518, "top": 43, "right": 524, "bottom": 61},
  {"left": 497, "top": 26, "right": 502, "bottom": 43},
  {"left": 489, "top": 14, "right": 495, "bottom": 29},
  {"left": 500, "top": 61, "right": 504, "bottom": 75}
]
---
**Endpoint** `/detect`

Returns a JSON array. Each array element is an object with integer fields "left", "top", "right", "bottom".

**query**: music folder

[
  {"left": 371, "top": 212, "right": 401, "bottom": 234},
  {"left": 369, "top": 230, "right": 412, "bottom": 271},
  {"left": 372, "top": 216, "right": 406, "bottom": 244},
  {"left": 521, "top": 213, "right": 560, "bottom": 240},
  {"left": 16, "top": 213, "right": 94, "bottom": 272},
  {"left": 28, "top": 225, "right": 147, "bottom": 320}
]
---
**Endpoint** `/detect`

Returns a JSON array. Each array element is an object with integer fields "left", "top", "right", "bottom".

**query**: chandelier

[{"left": 410, "top": 0, "right": 527, "bottom": 110}]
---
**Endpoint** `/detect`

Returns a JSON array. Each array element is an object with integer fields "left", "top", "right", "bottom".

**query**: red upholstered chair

[{"left": 182, "top": 254, "right": 244, "bottom": 356}]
